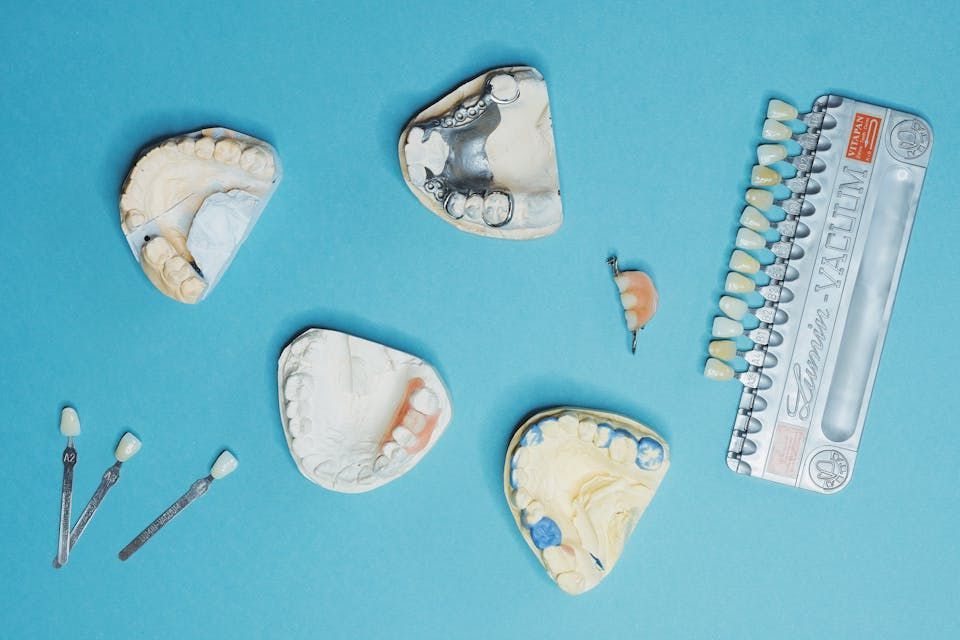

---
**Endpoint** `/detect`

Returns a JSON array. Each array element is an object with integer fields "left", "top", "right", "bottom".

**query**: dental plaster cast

[
  {"left": 119, "top": 127, "right": 281, "bottom": 303},
  {"left": 399, "top": 66, "right": 562, "bottom": 239},
  {"left": 278, "top": 329, "right": 453, "bottom": 493},
  {"left": 504, "top": 407, "right": 669, "bottom": 595}
]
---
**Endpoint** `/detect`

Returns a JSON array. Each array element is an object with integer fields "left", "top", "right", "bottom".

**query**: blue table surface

[{"left": 2, "top": 1, "right": 958, "bottom": 638}]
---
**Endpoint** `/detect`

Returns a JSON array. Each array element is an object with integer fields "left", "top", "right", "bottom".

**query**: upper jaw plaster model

[
  {"left": 119, "top": 127, "right": 282, "bottom": 303},
  {"left": 504, "top": 407, "right": 669, "bottom": 595},
  {"left": 278, "top": 328, "right": 453, "bottom": 493},
  {"left": 399, "top": 66, "right": 562, "bottom": 239}
]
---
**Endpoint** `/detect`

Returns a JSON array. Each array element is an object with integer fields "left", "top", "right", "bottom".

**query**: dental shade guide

[
  {"left": 53, "top": 433, "right": 142, "bottom": 569},
  {"left": 56, "top": 407, "right": 80, "bottom": 568},
  {"left": 706, "top": 95, "right": 932, "bottom": 493},
  {"left": 118, "top": 450, "right": 237, "bottom": 561}
]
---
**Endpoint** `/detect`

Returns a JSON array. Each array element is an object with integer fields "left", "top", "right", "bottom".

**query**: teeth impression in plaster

[
  {"left": 278, "top": 328, "right": 453, "bottom": 493},
  {"left": 119, "top": 127, "right": 282, "bottom": 303},
  {"left": 398, "top": 66, "right": 562, "bottom": 239},
  {"left": 504, "top": 407, "right": 670, "bottom": 595}
]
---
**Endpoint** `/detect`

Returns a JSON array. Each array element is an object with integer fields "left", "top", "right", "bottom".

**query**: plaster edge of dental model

[
  {"left": 119, "top": 127, "right": 282, "bottom": 304},
  {"left": 398, "top": 65, "right": 562, "bottom": 240},
  {"left": 277, "top": 328, "right": 453, "bottom": 494},
  {"left": 503, "top": 406, "right": 670, "bottom": 595}
]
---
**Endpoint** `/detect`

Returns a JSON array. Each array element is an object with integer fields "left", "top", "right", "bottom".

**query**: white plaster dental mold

[
  {"left": 278, "top": 328, "right": 453, "bottom": 493},
  {"left": 119, "top": 127, "right": 282, "bottom": 303},
  {"left": 504, "top": 407, "right": 670, "bottom": 595},
  {"left": 399, "top": 66, "right": 562, "bottom": 240}
]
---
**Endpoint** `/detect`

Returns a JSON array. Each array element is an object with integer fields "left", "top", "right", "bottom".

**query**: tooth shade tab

[
  {"left": 729, "top": 250, "right": 760, "bottom": 275},
  {"left": 762, "top": 119, "right": 792, "bottom": 141},
  {"left": 736, "top": 227, "right": 767, "bottom": 251},
  {"left": 211, "top": 451, "right": 238, "bottom": 479},
  {"left": 712, "top": 316, "right": 743, "bottom": 338},
  {"left": 719, "top": 296, "right": 748, "bottom": 321},
  {"left": 704, "top": 358, "right": 735, "bottom": 381},
  {"left": 745, "top": 188, "right": 774, "bottom": 211},
  {"left": 709, "top": 340, "right": 738, "bottom": 361},
  {"left": 751, "top": 165, "right": 782, "bottom": 187},
  {"left": 725, "top": 271, "right": 756, "bottom": 294},
  {"left": 740, "top": 206, "right": 771, "bottom": 232},
  {"left": 60, "top": 407, "right": 80, "bottom": 436},
  {"left": 114, "top": 433, "right": 142, "bottom": 462},
  {"left": 757, "top": 144, "right": 788, "bottom": 166},
  {"left": 767, "top": 99, "right": 799, "bottom": 121}
]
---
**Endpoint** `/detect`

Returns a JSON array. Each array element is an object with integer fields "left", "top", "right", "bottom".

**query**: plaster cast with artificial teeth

[
  {"left": 278, "top": 328, "right": 452, "bottom": 493},
  {"left": 399, "top": 66, "right": 562, "bottom": 239},
  {"left": 119, "top": 127, "right": 281, "bottom": 303},
  {"left": 504, "top": 408, "right": 669, "bottom": 595}
]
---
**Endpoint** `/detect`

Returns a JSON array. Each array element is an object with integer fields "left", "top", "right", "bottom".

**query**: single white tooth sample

[
  {"left": 703, "top": 358, "right": 735, "bottom": 381},
  {"left": 725, "top": 271, "right": 756, "bottom": 294},
  {"left": 745, "top": 188, "right": 774, "bottom": 211},
  {"left": 504, "top": 407, "right": 669, "bottom": 596},
  {"left": 119, "top": 127, "right": 282, "bottom": 303},
  {"left": 708, "top": 339, "right": 738, "bottom": 362},
  {"left": 278, "top": 328, "right": 452, "bottom": 493},
  {"left": 767, "top": 99, "right": 798, "bottom": 121},
  {"left": 712, "top": 316, "right": 743, "bottom": 338},
  {"left": 751, "top": 165, "right": 781, "bottom": 187},
  {"left": 60, "top": 407, "right": 81, "bottom": 436},
  {"left": 114, "top": 433, "right": 142, "bottom": 462},
  {"left": 719, "top": 295, "right": 748, "bottom": 321},
  {"left": 211, "top": 450, "right": 239, "bottom": 479},
  {"left": 735, "top": 227, "right": 766, "bottom": 251},
  {"left": 761, "top": 118, "right": 792, "bottom": 141},
  {"left": 739, "top": 206, "right": 771, "bottom": 233},
  {"left": 757, "top": 144, "right": 787, "bottom": 166},
  {"left": 729, "top": 250, "right": 760, "bottom": 275},
  {"left": 399, "top": 66, "right": 562, "bottom": 240}
]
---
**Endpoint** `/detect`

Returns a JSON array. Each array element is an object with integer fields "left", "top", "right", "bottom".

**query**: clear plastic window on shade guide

[{"left": 705, "top": 95, "right": 932, "bottom": 494}]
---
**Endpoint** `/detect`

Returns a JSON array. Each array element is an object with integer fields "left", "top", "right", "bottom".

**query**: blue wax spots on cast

[
  {"left": 636, "top": 437, "right": 665, "bottom": 470},
  {"left": 529, "top": 517, "right": 562, "bottom": 549},
  {"left": 521, "top": 424, "right": 543, "bottom": 446}
]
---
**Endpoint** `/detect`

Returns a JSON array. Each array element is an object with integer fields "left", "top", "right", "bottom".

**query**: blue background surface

[{"left": 2, "top": 1, "right": 958, "bottom": 638}]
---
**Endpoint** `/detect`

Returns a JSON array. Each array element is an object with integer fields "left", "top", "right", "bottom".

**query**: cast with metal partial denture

[
  {"left": 53, "top": 433, "right": 142, "bottom": 569},
  {"left": 399, "top": 66, "right": 562, "bottom": 240},
  {"left": 504, "top": 408, "right": 669, "bottom": 595},
  {"left": 607, "top": 255, "right": 658, "bottom": 353},
  {"left": 118, "top": 450, "right": 237, "bottom": 561},
  {"left": 56, "top": 407, "right": 80, "bottom": 568}
]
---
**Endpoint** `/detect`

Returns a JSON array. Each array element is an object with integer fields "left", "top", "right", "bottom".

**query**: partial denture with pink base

[
  {"left": 374, "top": 378, "right": 442, "bottom": 472},
  {"left": 608, "top": 256, "right": 658, "bottom": 353}
]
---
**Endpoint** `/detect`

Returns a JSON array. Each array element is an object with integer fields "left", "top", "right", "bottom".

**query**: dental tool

[
  {"left": 119, "top": 450, "right": 237, "bottom": 561},
  {"left": 53, "top": 433, "right": 142, "bottom": 568},
  {"left": 706, "top": 95, "right": 932, "bottom": 492},
  {"left": 56, "top": 407, "right": 80, "bottom": 568},
  {"left": 607, "top": 255, "right": 658, "bottom": 353}
]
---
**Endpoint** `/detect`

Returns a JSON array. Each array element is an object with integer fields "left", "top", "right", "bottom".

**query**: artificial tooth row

[{"left": 704, "top": 97, "right": 823, "bottom": 387}]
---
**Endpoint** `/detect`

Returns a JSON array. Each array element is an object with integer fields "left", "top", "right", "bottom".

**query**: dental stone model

[
  {"left": 278, "top": 328, "right": 453, "bottom": 493},
  {"left": 399, "top": 66, "right": 562, "bottom": 239},
  {"left": 119, "top": 127, "right": 281, "bottom": 303},
  {"left": 504, "top": 407, "right": 669, "bottom": 595}
]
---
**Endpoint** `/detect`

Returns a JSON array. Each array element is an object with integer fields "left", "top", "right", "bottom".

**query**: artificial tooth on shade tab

[
  {"left": 750, "top": 165, "right": 782, "bottom": 187},
  {"left": 399, "top": 66, "right": 561, "bottom": 239},
  {"left": 719, "top": 296, "right": 748, "bottom": 321},
  {"left": 762, "top": 118, "right": 792, "bottom": 141},
  {"left": 767, "top": 99, "right": 799, "bottom": 121},
  {"left": 709, "top": 340, "right": 778, "bottom": 368},
  {"left": 745, "top": 188, "right": 775, "bottom": 212},
  {"left": 729, "top": 250, "right": 760, "bottom": 275},
  {"left": 504, "top": 407, "right": 669, "bottom": 595},
  {"left": 735, "top": 228, "right": 767, "bottom": 251},
  {"left": 119, "top": 128, "right": 281, "bottom": 304},
  {"left": 757, "top": 144, "right": 788, "bottom": 166},
  {"left": 703, "top": 358, "right": 770, "bottom": 388},
  {"left": 277, "top": 328, "right": 452, "bottom": 493},
  {"left": 712, "top": 317, "right": 778, "bottom": 346}
]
